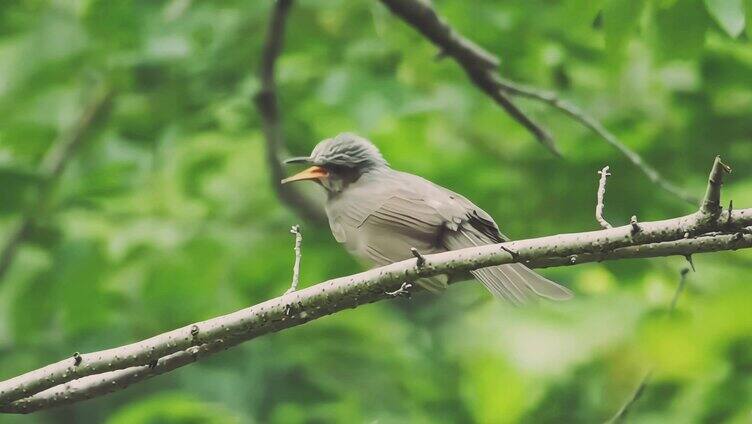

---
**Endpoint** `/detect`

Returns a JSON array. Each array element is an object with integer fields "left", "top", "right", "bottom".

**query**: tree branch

[
  {"left": 0, "top": 85, "right": 114, "bottom": 283},
  {"left": 254, "top": 0, "right": 327, "bottom": 224},
  {"left": 377, "top": 0, "right": 697, "bottom": 204},
  {"left": 378, "top": 0, "right": 558, "bottom": 156},
  {"left": 0, "top": 158, "right": 749, "bottom": 413}
]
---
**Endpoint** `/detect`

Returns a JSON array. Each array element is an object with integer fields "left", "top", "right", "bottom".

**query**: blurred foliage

[{"left": 0, "top": 0, "right": 751, "bottom": 422}]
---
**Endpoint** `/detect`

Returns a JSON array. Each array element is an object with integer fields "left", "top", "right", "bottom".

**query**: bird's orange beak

[{"left": 281, "top": 166, "right": 329, "bottom": 184}]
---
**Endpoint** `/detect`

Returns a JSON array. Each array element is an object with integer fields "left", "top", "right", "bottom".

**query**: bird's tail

[
  {"left": 471, "top": 263, "right": 573, "bottom": 306},
  {"left": 445, "top": 227, "right": 573, "bottom": 305}
]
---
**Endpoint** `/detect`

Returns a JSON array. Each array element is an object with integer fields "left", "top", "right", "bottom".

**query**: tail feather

[
  {"left": 472, "top": 266, "right": 528, "bottom": 305},
  {"left": 472, "top": 263, "right": 572, "bottom": 305},
  {"left": 510, "top": 263, "right": 573, "bottom": 300},
  {"left": 415, "top": 275, "right": 449, "bottom": 293},
  {"left": 448, "top": 228, "right": 573, "bottom": 305}
]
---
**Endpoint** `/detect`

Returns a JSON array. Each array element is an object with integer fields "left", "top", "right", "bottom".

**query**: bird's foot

[{"left": 387, "top": 282, "right": 413, "bottom": 298}]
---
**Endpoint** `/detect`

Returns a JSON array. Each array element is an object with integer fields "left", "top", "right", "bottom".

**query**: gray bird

[{"left": 282, "top": 133, "right": 572, "bottom": 305}]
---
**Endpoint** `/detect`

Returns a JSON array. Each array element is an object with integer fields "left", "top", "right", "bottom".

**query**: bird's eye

[{"left": 323, "top": 164, "right": 350, "bottom": 174}]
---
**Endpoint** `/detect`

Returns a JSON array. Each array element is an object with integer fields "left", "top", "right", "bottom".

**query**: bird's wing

[{"left": 435, "top": 186, "right": 573, "bottom": 304}]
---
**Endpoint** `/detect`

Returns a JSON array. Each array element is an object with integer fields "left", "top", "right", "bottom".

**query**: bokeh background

[{"left": 1, "top": 0, "right": 751, "bottom": 422}]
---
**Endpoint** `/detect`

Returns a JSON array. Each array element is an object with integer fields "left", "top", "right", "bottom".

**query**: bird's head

[{"left": 281, "top": 133, "right": 388, "bottom": 193}]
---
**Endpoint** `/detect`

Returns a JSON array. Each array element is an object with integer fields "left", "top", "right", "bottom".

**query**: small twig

[
  {"left": 683, "top": 255, "right": 695, "bottom": 272},
  {"left": 285, "top": 225, "right": 302, "bottom": 294},
  {"left": 699, "top": 156, "right": 732, "bottom": 219},
  {"left": 607, "top": 370, "right": 652, "bottom": 424},
  {"left": 410, "top": 247, "right": 425, "bottom": 266},
  {"left": 72, "top": 353, "right": 82, "bottom": 367},
  {"left": 726, "top": 200, "right": 734, "bottom": 227},
  {"left": 607, "top": 267, "right": 690, "bottom": 423},
  {"left": 596, "top": 166, "right": 613, "bottom": 229},
  {"left": 669, "top": 268, "right": 691, "bottom": 314},
  {"left": 189, "top": 325, "right": 200, "bottom": 345},
  {"left": 386, "top": 282, "right": 413, "bottom": 298},
  {"left": 500, "top": 244, "right": 520, "bottom": 261},
  {"left": 630, "top": 215, "right": 641, "bottom": 235}
]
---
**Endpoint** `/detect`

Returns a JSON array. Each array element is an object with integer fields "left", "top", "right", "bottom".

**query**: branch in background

[
  {"left": 493, "top": 77, "right": 700, "bottom": 205},
  {"left": 606, "top": 267, "right": 691, "bottom": 423},
  {"left": 254, "top": 0, "right": 327, "bottom": 224},
  {"left": 377, "top": 0, "right": 698, "bottom": 204},
  {"left": 285, "top": 225, "right": 302, "bottom": 294},
  {"left": 596, "top": 166, "right": 613, "bottom": 229},
  {"left": 0, "top": 157, "right": 749, "bottom": 413},
  {"left": 378, "top": 0, "right": 558, "bottom": 156},
  {"left": 0, "top": 85, "right": 114, "bottom": 283}
]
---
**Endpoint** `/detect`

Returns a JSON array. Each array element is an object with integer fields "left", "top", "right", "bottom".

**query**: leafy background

[{"left": 0, "top": 0, "right": 751, "bottom": 422}]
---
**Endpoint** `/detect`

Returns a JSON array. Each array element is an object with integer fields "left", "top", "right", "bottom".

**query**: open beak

[{"left": 281, "top": 166, "right": 329, "bottom": 184}]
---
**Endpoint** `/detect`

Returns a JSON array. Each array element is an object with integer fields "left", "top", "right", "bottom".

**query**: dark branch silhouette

[{"left": 254, "top": 0, "right": 327, "bottom": 224}]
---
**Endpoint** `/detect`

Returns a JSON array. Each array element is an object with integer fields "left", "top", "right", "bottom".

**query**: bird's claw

[{"left": 387, "top": 282, "right": 413, "bottom": 298}]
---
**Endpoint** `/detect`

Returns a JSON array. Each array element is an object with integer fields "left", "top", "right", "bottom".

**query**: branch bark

[
  {"left": 377, "top": 0, "right": 697, "bottom": 204},
  {"left": 0, "top": 85, "right": 114, "bottom": 283},
  {"left": 0, "top": 158, "right": 748, "bottom": 413},
  {"left": 254, "top": 0, "right": 327, "bottom": 224}
]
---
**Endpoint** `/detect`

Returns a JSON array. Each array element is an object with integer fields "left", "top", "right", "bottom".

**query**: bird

[{"left": 281, "top": 133, "right": 572, "bottom": 305}]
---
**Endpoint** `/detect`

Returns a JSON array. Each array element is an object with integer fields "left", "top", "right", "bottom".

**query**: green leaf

[
  {"left": 603, "top": 0, "right": 647, "bottom": 60},
  {"left": 746, "top": 0, "right": 752, "bottom": 36},
  {"left": 562, "top": 0, "right": 605, "bottom": 29},
  {"left": 654, "top": 0, "right": 709, "bottom": 60},
  {"left": 704, "top": 0, "right": 746, "bottom": 37}
]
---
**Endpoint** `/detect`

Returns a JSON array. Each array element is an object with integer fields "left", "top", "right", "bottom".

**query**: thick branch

[
  {"left": 1, "top": 159, "right": 749, "bottom": 413},
  {"left": 0, "top": 86, "right": 113, "bottom": 283},
  {"left": 1, "top": 212, "right": 750, "bottom": 410},
  {"left": 254, "top": 0, "right": 327, "bottom": 224},
  {"left": 2, "top": 225, "right": 750, "bottom": 413},
  {"left": 377, "top": 0, "right": 696, "bottom": 204}
]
